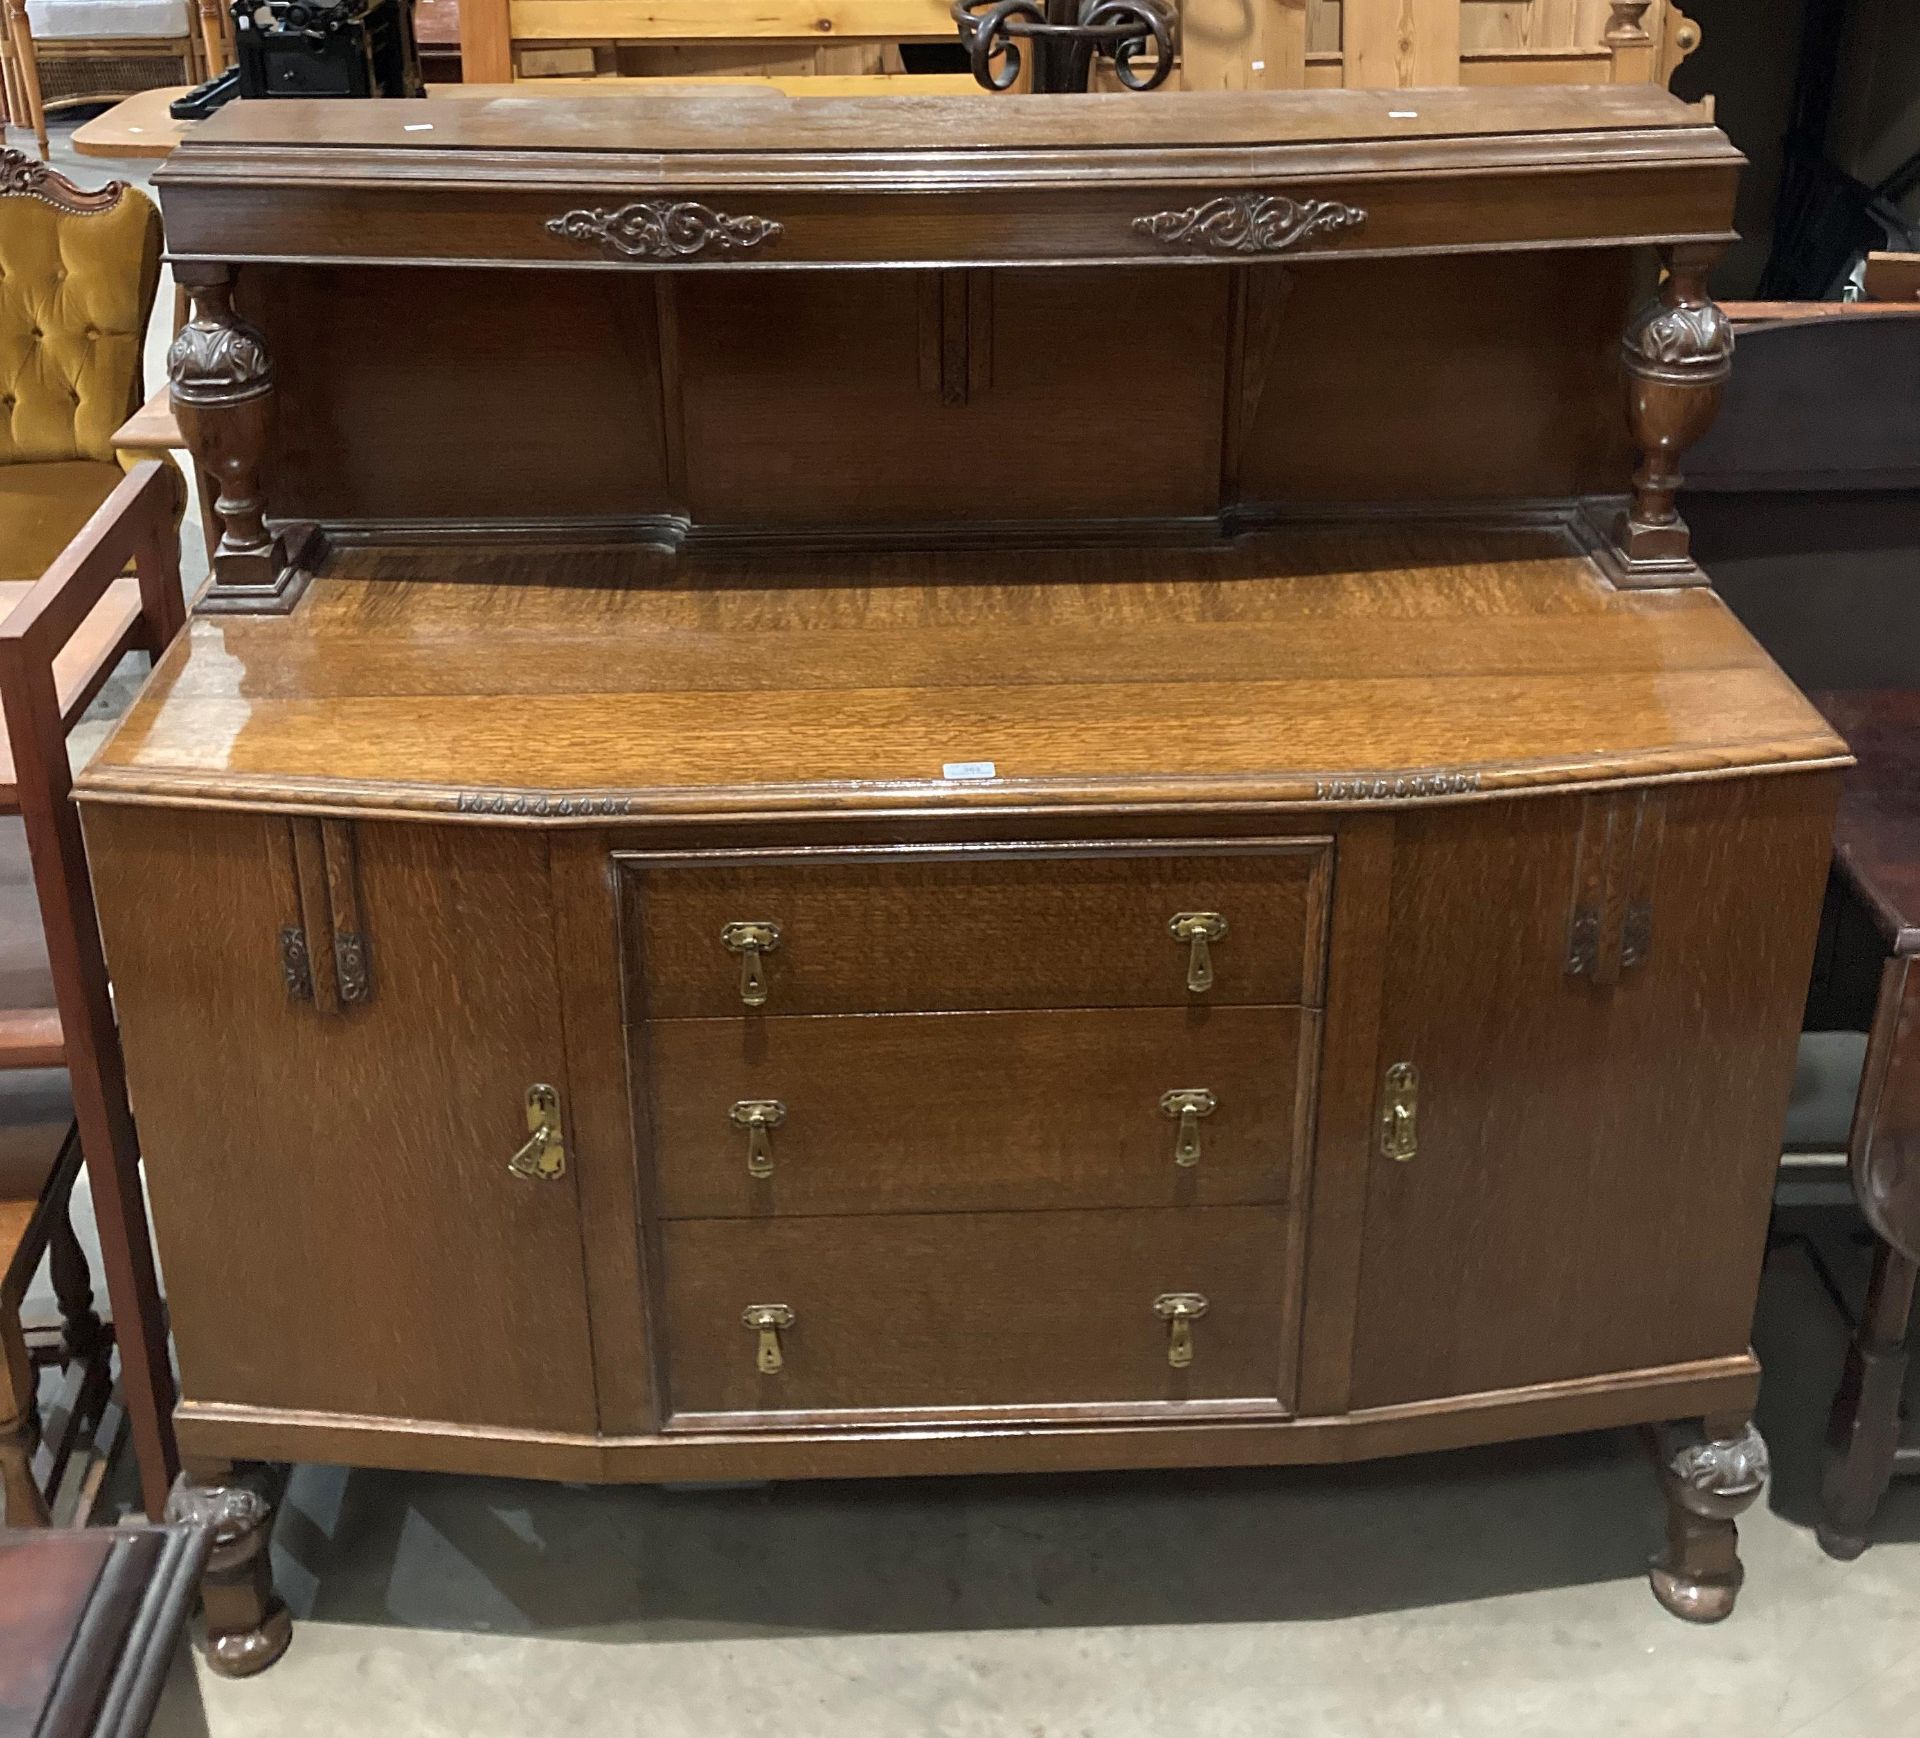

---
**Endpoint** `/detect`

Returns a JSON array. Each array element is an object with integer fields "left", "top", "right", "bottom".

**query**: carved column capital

[
  {"left": 1621, "top": 281, "right": 1735, "bottom": 387},
  {"left": 167, "top": 281, "right": 274, "bottom": 409}
]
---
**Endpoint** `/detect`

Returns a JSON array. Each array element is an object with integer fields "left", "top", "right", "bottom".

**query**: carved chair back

[{"left": 0, "top": 152, "right": 159, "bottom": 473}]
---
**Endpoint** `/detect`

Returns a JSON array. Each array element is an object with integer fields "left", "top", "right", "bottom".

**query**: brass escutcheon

[
  {"left": 1379, "top": 1062, "right": 1418, "bottom": 1163},
  {"left": 720, "top": 921, "right": 782, "bottom": 1007},
  {"left": 1153, "top": 1292, "right": 1209, "bottom": 1367},
  {"left": 1168, "top": 912, "right": 1228, "bottom": 993},
  {"left": 508, "top": 1083, "right": 566, "bottom": 1181},
  {"left": 743, "top": 1303, "right": 795, "bottom": 1373},
  {"left": 730, "top": 1099, "right": 788, "bottom": 1178},
  {"left": 1159, "top": 1088, "right": 1218, "bottom": 1167}
]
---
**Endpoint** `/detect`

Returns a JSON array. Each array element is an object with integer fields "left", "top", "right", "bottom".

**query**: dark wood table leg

[
  {"left": 1819, "top": 1239, "right": 1918, "bottom": 1558},
  {"left": 1649, "top": 1416, "right": 1768, "bottom": 1622},
  {"left": 165, "top": 1461, "right": 292, "bottom": 1676}
]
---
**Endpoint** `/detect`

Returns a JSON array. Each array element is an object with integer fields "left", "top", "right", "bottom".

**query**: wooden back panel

[{"left": 245, "top": 250, "right": 1633, "bottom": 530}]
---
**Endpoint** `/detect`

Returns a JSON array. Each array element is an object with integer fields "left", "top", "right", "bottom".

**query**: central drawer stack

[{"left": 620, "top": 840, "right": 1333, "bottom": 1429}]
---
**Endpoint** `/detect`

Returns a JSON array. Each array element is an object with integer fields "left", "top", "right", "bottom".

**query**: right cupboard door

[{"left": 1346, "top": 774, "right": 1836, "bottom": 1410}]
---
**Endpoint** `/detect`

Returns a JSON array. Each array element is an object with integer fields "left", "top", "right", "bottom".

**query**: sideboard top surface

[
  {"left": 172, "top": 84, "right": 1714, "bottom": 158},
  {"left": 153, "top": 85, "right": 1741, "bottom": 268},
  {"left": 80, "top": 518, "right": 1844, "bottom": 823}
]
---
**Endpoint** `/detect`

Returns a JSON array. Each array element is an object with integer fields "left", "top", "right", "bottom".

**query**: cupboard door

[
  {"left": 1348, "top": 774, "right": 1837, "bottom": 1410},
  {"left": 86, "top": 807, "right": 598, "bottom": 1433}
]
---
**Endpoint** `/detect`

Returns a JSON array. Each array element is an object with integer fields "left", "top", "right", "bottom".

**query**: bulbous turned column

[
  {"left": 167, "top": 266, "right": 316, "bottom": 614},
  {"left": 1612, "top": 244, "right": 1733, "bottom": 586}
]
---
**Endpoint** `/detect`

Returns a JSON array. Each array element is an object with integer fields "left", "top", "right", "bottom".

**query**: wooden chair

[
  {"left": 1683, "top": 302, "right": 1920, "bottom": 1558},
  {"left": 0, "top": 156, "right": 183, "bottom": 1522},
  {"left": 0, "top": 463, "right": 183, "bottom": 1526},
  {"left": 1, "top": 0, "right": 204, "bottom": 161}
]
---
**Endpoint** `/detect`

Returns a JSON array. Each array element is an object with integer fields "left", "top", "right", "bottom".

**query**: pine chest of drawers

[{"left": 76, "top": 84, "right": 1845, "bottom": 1669}]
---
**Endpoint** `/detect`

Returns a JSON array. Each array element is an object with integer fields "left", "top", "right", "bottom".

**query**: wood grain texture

[
  {"left": 641, "top": 1006, "right": 1314, "bottom": 1217},
  {"left": 83, "top": 806, "right": 600, "bottom": 1431},
  {"left": 624, "top": 843, "right": 1330, "bottom": 1017},
  {"left": 1344, "top": 0, "right": 1462, "bottom": 87},
  {"left": 510, "top": 0, "right": 954, "bottom": 39},
  {"left": 659, "top": 1206, "right": 1296, "bottom": 1417},
  {"left": 1349, "top": 772, "right": 1838, "bottom": 1407},
  {"left": 81, "top": 525, "right": 1844, "bottom": 818},
  {"left": 170, "top": 1352, "right": 1762, "bottom": 1481}
]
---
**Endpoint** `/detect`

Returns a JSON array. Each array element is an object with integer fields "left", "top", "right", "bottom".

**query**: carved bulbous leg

[
  {"left": 1818, "top": 1241, "right": 1917, "bottom": 1560},
  {"left": 1611, "top": 244, "right": 1733, "bottom": 586},
  {"left": 167, "top": 1465, "right": 292, "bottom": 1676},
  {"left": 1650, "top": 1419, "right": 1768, "bottom": 1622}
]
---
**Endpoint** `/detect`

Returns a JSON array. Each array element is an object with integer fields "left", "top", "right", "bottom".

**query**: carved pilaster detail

[
  {"left": 334, "top": 931, "right": 372, "bottom": 1004},
  {"left": 167, "top": 1469, "right": 292, "bottom": 1676},
  {"left": 545, "top": 200, "right": 783, "bottom": 262},
  {"left": 1566, "top": 790, "right": 1663, "bottom": 985},
  {"left": 1650, "top": 1421, "right": 1767, "bottom": 1623},
  {"left": 1614, "top": 245, "right": 1732, "bottom": 581},
  {"left": 279, "top": 925, "right": 313, "bottom": 1001},
  {"left": 1133, "top": 194, "right": 1366, "bottom": 256}
]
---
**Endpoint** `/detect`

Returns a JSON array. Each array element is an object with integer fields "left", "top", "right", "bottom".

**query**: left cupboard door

[{"left": 84, "top": 807, "right": 600, "bottom": 1435}]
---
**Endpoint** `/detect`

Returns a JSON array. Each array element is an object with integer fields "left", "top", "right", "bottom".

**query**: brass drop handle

[
  {"left": 720, "top": 921, "right": 781, "bottom": 1007},
  {"left": 743, "top": 1303, "right": 795, "bottom": 1373},
  {"left": 731, "top": 1099, "right": 787, "bottom": 1178},
  {"left": 1159, "top": 1088, "right": 1217, "bottom": 1166},
  {"left": 1169, "top": 912, "right": 1228, "bottom": 994},
  {"left": 508, "top": 1083, "right": 566, "bottom": 1181},
  {"left": 1379, "top": 1062, "right": 1418, "bottom": 1162},
  {"left": 1153, "top": 1292, "right": 1209, "bottom": 1367}
]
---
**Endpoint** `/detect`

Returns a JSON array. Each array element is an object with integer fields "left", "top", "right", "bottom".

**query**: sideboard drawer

[
  {"left": 643, "top": 1006, "right": 1314, "bottom": 1218},
  {"left": 623, "top": 842, "right": 1331, "bottom": 1018},
  {"left": 659, "top": 1206, "right": 1295, "bottom": 1421}
]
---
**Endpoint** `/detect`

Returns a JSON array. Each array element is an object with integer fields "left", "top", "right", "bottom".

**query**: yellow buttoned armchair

[{"left": 1, "top": 148, "right": 180, "bottom": 584}]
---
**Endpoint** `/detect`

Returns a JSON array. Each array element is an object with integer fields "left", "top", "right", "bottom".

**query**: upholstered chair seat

[{"left": 0, "top": 150, "right": 176, "bottom": 583}]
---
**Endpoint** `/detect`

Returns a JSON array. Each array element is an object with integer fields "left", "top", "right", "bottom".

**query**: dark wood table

[
  {"left": 1811, "top": 690, "right": 1920, "bottom": 1557},
  {"left": 0, "top": 1526, "right": 206, "bottom": 1735}
]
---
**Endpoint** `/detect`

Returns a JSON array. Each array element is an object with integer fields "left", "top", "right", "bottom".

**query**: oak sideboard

[{"left": 76, "top": 84, "right": 1845, "bottom": 1672}]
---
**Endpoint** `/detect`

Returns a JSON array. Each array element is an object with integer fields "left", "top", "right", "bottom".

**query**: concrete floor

[{"left": 12, "top": 112, "right": 1920, "bottom": 1738}]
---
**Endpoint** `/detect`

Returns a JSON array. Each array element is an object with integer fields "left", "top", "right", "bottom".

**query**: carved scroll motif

[
  {"left": 1662, "top": 1422, "right": 1770, "bottom": 1521},
  {"left": 545, "top": 200, "right": 783, "bottom": 262},
  {"left": 0, "top": 147, "right": 123, "bottom": 213},
  {"left": 1133, "top": 195, "right": 1366, "bottom": 256}
]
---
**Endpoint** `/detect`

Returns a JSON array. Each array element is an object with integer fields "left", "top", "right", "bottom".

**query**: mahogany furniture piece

[
  {"left": 0, "top": 1524, "right": 207, "bottom": 1735},
  {"left": 76, "top": 85, "right": 1843, "bottom": 1671}
]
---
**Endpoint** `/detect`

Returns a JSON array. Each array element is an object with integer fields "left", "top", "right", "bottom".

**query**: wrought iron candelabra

[{"left": 951, "top": 0, "right": 1178, "bottom": 93}]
